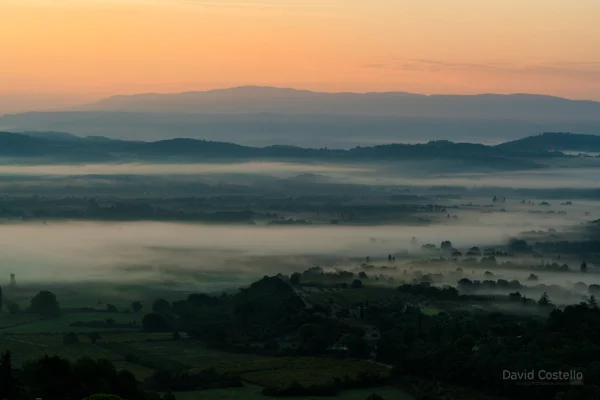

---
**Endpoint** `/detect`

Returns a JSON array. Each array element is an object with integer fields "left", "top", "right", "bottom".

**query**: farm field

[
  {"left": 212, "top": 357, "right": 391, "bottom": 388},
  {"left": 0, "top": 311, "right": 144, "bottom": 333},
  {"left": 0, "top": 335, "right": 120, "bottom": 368},
  {"left": 170, "top": 385, "right": 413, "bottom": 400},
  {"left": 130, "top": 340, "right": 261, "bottom": 369}
]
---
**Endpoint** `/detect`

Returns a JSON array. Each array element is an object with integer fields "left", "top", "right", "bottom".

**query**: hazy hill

[
  {"left": 5, "top": 112, "right": 600, "bottom": 149},
  {"left": 4, "top": 87, "right": 600, "bottom": 147},
  {"left": 0, "top": 131, "right": 569, "bottom": 169},
  {"left": 497, "top": 132, "right": 600, "bottom": 153},
  {"left": 75, "top": 86, "right": 600, "bottom": 120}
]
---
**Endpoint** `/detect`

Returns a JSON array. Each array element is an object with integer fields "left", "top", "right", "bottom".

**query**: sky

[{"left": 1, "top": 0, "right": 600, "bottom": 112}]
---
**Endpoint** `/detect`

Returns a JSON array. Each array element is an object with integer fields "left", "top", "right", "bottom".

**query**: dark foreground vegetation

[{"left": 3, "top": 264, "right": 600, "bottom": 400}]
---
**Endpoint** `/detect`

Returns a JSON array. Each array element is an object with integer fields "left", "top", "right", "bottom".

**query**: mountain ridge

[
  {"left": 71, "top": 86, "right": 600, "bottom": 120},
  {"left": 0, "top": 131, "right": 591, "bottom": 166}
]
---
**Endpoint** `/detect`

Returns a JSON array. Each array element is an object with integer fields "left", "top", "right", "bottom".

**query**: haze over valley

[{"left": 3, "top": 1, "right": 600, "bottom": 399}]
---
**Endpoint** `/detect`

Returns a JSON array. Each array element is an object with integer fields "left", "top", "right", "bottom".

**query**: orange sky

[{"left": 1, "top": 0, "right": 600, "bottom": 110}]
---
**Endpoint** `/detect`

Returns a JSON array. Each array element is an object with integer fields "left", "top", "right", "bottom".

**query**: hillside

[
  {"left": 0, "top": 131, "right": 569, "bottom": 167},
  {"left": 497, "top": 132, "right": 600, "bottom": 153},
  {"left": 73, "top": 86, "right": 600, "bottom": 121}
]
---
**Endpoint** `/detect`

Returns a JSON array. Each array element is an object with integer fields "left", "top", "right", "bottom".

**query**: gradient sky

[{"left": 1, "top": 0, "right": 600, "bottom": 112}]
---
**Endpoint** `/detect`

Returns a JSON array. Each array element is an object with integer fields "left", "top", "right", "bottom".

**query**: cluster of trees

[
  {"left": 0, "top": 353, "right": 174, "bottom": 400},
  {"left": 0, "top": 289, "right": 60, "bottom": 317},
  {"left": 365, "top": 297, "right": 600, "bottom": 399},
  {"left": 139, "top": 276, "right": 308, "bottom": 347}
]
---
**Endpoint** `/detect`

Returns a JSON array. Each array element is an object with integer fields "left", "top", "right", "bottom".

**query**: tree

[
  {"left": 290, "top": 272, "right": 301, "bottom": 286},
  {"left": 351, "top": 279, "right": 364, "bottom": 289},
  {"left": 142, "top": 312, "right": 171, "bottom": 332},
  {"left": 589, "top": 295, "right": 598, "bottom": 309},
  {"left": 131, "top": 301, "right": 143, "bottom": 313},
  {"left": 7, "top": 302, "right": 19, "bottom": 315},
  {"left": 152, "top": 299, "right": 172, "bottom": 314},
  {"left": 9, "top": 273, "right": 16, "bottom": 288},
  {"left": 440, "top": 240, "right": 453, "bottom": 252},
  {"left": 0, "top": 351, "right": 18, "bottom": 400},
  {"left": 87, "top": 332, "right": 101, "bottom": 344},
  {"left": 538, "top": 292, "right": 551, "bottom": 307},
  {"left": 63, "top": 332, "right": 79, "bottom": 345},
  {"left": 29, "top": 290, "right": 60, "bottom": 317},
  {"left": 0, "top": 286, "right": 2, "bottom": 313},
  {"left": 582, "top": 261, "right": 588, "bottom": 273},
  {"left": 106, "top": 304, "right": 118, "bottom": 312},
  {"left": 0, "top": 351, "right": 17, "bottom": 400},
  {"left": 340, "top": 333, "right": 368, "bottom": 358},
  {"left": 299, "top": 323, "right": 321, "bottom": 343}
]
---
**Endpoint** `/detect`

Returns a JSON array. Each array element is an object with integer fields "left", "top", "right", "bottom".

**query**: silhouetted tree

[
  {"left": 152, "top": 299, "right": 172, "bottom": 314},
  {"left": 538, "top": 292, "right": 551, "bottom": 307},
  {"left": 106, "top": 304, "right": 118, "bottom": 312},
  {"left": 131, "top": 301, "right": 143, "bottom": 313},
  {"left": 7, "top": 302, "right": 19, "bottom": 315},
  {"left": 440, "top": 241, "right": 453, "bottom": 252},
  {"left": 0, "top": 351, "right": 17, "bottom": 400},
  {"left": 0, "top": 286, "right": 3, "bottom": 313},
  {"left": 29, "top": 290, "right": 60, "bottom": 317},
  {"left": 9, "top": 273, "right": 16, "bottom": 288},
  {"left": 589, "top": 295, "right": 598, "bottom": 309},
  {"left": 290, "top": 272, "right": 301, "bottom": 286},
  {"left": 351, "top": 279, "right": 364, "bottom": 289},
  {"left": 299, "top": 323, "right": 321, "bottom": 342},
  {"left": 581, "top": 261, "right": 588, "bottom": 273},
  {"left": 87, "top": 332, "right": 101, "bottom": 344},
  {"left": 142, "top": 312, "right": 171, "bottom": 332}
]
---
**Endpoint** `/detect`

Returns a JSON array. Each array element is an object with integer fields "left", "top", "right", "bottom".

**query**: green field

[
  {"left": 305, "top": 286, "right": 405, "bottom": 309},
  {"left": 0, "top": 331, "right": 173, "bottom": 379},
  {"left": 420, "top": 307, "right": 441, "bottom": 316},
  {"left": 0, "top": 312, "right": 144, "bottom": 333},
  {"left": 212, "top": 357, "right": 391, "bottom": 388},
  {"left": 0, "top": 335, "right": 120, "bottom": 368},
  {"left": 130, "top": 340, "right": 260, "bottom": 369},
  {"left": 170, "top": 385, "right": 413, "bottom": 400}
]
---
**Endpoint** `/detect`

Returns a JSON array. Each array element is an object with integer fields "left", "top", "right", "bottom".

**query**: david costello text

[{"left": 503, "top": 370, "right": 584, "bottom": 386}]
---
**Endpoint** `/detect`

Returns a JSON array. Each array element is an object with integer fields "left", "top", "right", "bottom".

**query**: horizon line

[{"left": 97, "top": 85, "right": 594, "bottom": 102}]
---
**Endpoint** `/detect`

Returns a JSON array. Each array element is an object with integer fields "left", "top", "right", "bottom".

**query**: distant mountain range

[
  {"left": 0, "top": 131, "right": 596, "bottom": 167},
  {"left": 3, "top": 87, "right": 600, "bottom": 148},
  {"left": 74, "top": 86, "right": 600, "bottom": 120}
]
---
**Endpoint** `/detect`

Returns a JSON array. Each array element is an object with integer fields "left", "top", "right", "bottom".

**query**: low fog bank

[
  {"left": 0, "top": 217, "right": 591, "bottom": 287},
  {"left": 0, "top": 160, "right": 599, "bottom": 191}
]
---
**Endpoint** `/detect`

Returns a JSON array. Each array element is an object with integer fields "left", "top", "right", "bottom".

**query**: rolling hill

[
  {"left": 74, "top": 86, "right": 600, "bottom": 120},
  {"left": 497, "top": 132, "right": 600, "bottom": 153},
  {"left": 0, "top": 131, "right": 576, "bottom": 168}
]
